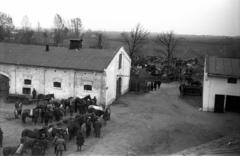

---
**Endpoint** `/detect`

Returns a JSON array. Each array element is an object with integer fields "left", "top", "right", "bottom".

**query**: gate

[
  {"left": 0, "top": 74, "right": 10, "bottom": 98},
  {"left": 130, "top": 79, "right": 148, "bottom": 93}
]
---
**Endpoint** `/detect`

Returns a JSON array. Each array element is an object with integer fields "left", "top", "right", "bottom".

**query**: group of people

[{"left": 146, "top": 80, "right": 162, "bottom": 91}]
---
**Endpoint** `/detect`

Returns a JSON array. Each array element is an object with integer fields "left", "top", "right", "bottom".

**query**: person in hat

[
  {"left": 56, "top": 135, "right": 66, "bottom": 156},
  {"left": 32, "top": 88, "right": 37, "bottom": 99}
]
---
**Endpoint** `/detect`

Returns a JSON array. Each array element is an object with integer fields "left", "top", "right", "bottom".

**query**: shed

[{"left": 202, "top": 56, "right": 240, "bottom": 113}]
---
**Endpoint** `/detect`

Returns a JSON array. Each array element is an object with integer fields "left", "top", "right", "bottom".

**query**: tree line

[
  {"left": 0, "top": 12, "right": 108, "bottom": 49},
  {"left": 1, "top": 11, "right": 181, "bottom": 78}
]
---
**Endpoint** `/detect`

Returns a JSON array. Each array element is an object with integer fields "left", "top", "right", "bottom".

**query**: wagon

[
  {"left": 179, "top": 84, "right": 202, "bottom": 97},
  {"left": 3, "top": 94, "right": 33, "bottom": 105}
]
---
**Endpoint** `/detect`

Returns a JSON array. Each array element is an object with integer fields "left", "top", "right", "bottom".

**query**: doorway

[
  {"left": 214, "top": 94, "right": 225, "bottom": 113},
  {"left": 225, "top": 95, "right": 240, "bottom": 113},
  {"left": 116, "top": 77, "right": 122, "bottom": 99},
  {"left": 0, "top": 74, "right": 9, "bottom": 98}
]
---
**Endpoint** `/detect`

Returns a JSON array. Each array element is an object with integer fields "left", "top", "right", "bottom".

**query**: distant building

[
  {"left": 202, "top": 56, "right": 240, "bottom": 113},
  {"left": 0, "top": 40, "right": 131, "bottom": 105}
]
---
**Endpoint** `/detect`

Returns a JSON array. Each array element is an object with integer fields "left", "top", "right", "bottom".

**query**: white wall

[
  {"left": 0, "top": 64, "right": 105, "bottom": 104},
  {"left": 105, "top": 47, "right": 131, "bottom": 105},
  {"left": 203, "top": 74, "right": 240, "bottom": 111}
]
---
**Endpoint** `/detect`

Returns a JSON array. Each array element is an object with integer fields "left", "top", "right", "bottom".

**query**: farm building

[
  {"left": 202, "top": 56, "right": 240, "bottom": 113},
  {"left": 0, "top": 40, "right": 131, "bottom": 105}
]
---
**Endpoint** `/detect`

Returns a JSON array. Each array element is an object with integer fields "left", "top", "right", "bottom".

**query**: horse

[
  {"left": 88, "top": 105, "right": 111, "bottom": 125},
  {"left": 37, "top": 93, "right": 55, "bottom": 105},
  {"left": 21, "top": 129, "right": 42, "bottom": 139},
  {"left": 3, "top": 137, "right": 33, "bottom": 156},
  {"left": 21, "top": 108, "right": 41, "bottom": 125}
]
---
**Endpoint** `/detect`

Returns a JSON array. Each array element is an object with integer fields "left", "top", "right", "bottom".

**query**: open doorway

[{"left": 225, "top": 95, "right": 240, "bottom": 113}]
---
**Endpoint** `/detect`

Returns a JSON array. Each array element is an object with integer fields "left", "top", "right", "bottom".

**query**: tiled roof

[
  {"left": 206, "top": 56, "right": 240, "bottom": 77},
  {"left": 0, "top": 43, "right": 120, "bottom": 71}
]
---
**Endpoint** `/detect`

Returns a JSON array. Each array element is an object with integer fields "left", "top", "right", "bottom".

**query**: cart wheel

[
  {"left": 22, "top": 99, "right": 29, "bottom": 105},
  {"left": 3, "top": 96, "right": 9, "bottom": 103}
]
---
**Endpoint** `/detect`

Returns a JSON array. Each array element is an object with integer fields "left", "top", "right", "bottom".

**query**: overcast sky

[{"left": 1, "top": 0, "right": 239, "bottom": 36}]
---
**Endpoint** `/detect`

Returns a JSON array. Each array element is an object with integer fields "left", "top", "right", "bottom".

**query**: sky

[{"left": 0, "top": 0, "right": 239, "bottom": 36}]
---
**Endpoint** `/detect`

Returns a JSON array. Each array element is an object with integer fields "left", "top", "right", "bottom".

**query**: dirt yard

[{"left": 0, "top": 82, "right": 240, "bottom": 156}]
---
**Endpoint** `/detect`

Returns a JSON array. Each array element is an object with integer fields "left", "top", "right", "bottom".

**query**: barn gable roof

[
  {"left": 206, "top": 56, "right": 240, "bottom": 77},
  {"left": 0, "top": 43, "right": 120, "bottom": 71}
]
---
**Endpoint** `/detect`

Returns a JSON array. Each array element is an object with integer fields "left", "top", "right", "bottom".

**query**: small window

[
  {"left": 118, "top": 54, "right": 122, "bottom": 69},
  {"left": 53, "top": 82, "right": 61, "bottom": 88},
  {"left": 22, "top": 88, "right": 31, "bottom": 95},
  {"left": 24, "top": 79, "right": 31, "bottom": 85},
  {"left": 228, "top": 78, "right": 237, "bottom": 84},
  {"left": 84, "top": 85, "right": 92, "bottom": 91}
]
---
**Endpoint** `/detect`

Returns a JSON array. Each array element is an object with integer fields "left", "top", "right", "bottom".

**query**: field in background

[{"left": 60, "top": 32, "right": 240, "bottom": 65}]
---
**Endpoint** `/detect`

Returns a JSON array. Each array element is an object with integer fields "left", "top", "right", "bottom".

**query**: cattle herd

[{"left": 3, "top": 94, "right": 111, "bottom": 156}]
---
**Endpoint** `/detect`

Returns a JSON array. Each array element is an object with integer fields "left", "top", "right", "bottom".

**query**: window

[
  {"left": 53, "top": 82, "right": 61, "bottom": 88},
  {"left": 84, "top": 85, "right": 92, "bottom": 91},
  {"left": 118, "top": 54, "right": 122, "bottom": 69},
  {"left": 228, "top": 78, "right": 237, "bottom": 84},
  {"left": 22, "top": 88, "right": 31, "bottom": 95},
  {"left": 24, "top": 79, "right": 31, "bottom": 85},
  {"left": 84, "top": 81, "right": 93, "bottom": 91}
]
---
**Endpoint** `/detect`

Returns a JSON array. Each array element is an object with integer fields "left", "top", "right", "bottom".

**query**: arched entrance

[
  {"left": 116, "top": 77, "right": 122, "bottom": 99},
  {"left": 0, "top": 74, "right": 10, "bottom": 98}
]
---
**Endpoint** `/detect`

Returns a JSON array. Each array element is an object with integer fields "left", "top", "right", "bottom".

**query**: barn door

[
  {"left": 0, "top": 74, "right": 10, "bottom": 98},
  {"left": 214, "top": 95, "right": 225, "bottom": 113},
  {"left": 116, "top": 77, "right": 122, "bottom": 99}
]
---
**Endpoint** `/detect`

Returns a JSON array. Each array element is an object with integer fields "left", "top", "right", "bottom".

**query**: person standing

[
  {"left": 32, "top": 88, "right": 37, "bottom": 99},
  {"left": 53, "top": 133, "right": 59, "bottom": 154},
  {"left": 154, "top": 80, "right": 157, "bottom": 90},
  {"left": 150, "top": 81, "right": 154, "bottom": 91},
  {"left": 76, "top": 132, "right": 84, "bottom": 151},
  {"left": 31, "top": 142, "right": 42, "bottom": 156},
  {"left": 157, "top": 80, "right": 162, "bottom": 89},
  {"left": 93, "top": 119, "right": 102, "bottom": 138},
  {"left": 0, "top": 127, "right": 3, "bottom": 147},
  {"left": 56, "top": 135, "right": 66, "bottom": 156}
]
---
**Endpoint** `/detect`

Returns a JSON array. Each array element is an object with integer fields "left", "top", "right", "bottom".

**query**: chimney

[
  {"left": 69, "top": 39, "right": 83, "bottom": 50},
  {"left": 46, "top": 45, "right": 49, "bottom": 51}
]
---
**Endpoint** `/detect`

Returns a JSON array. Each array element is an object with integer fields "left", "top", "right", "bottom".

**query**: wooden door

[
  {"left": 116, "top": 77, "right": 122, "bottom": 99},
  {"left": 214, "top": 95, "right": 225, "bottom": 113},
  {"left": 0, "top": 74, "right": 9, "bottom": 98}
]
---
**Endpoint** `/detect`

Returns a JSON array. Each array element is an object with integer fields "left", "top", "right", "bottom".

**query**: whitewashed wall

[
  {"left": 202, "top": 67, "right": 240, "bottom": 112},
  {"left": 0, "top": 64, "right": 105, "bottom": 104},
  {"left": 105, "top": 47, "right": 131, "bottom": 105}
]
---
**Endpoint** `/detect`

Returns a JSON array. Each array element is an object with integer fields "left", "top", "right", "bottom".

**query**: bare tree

[
  {"left": 154, "top": 30, "right": 180, "bottom": 78},
  {"left": 88, "top": 31, "right": 109, "bottom": 49},
  {"left": 71, "top": 18, "right": 82, "bottom": 38},
  {"left": 0, "top": 12, "right": 14, "bottom": 41},
  {"left": 65, "top": 18, "right": 83, "bottom": 38},
  {"left": 53, "top": 14, "right": 64, "bottom": 44},
  {"left": 21, "top": 15, "right": 33, "bottom": 44},
  {"left": 121, "top": 23, "right": 149, "bottom": 64}
]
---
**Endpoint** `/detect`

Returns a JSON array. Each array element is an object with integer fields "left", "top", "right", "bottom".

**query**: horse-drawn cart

[
  {"left": 3, "top": 94, "right": 32, "bottom": 105},
  {"left": 3, "top": 93, "right": 54, "bottom": 105}
]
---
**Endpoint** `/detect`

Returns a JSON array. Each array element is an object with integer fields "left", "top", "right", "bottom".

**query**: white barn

[
  {"left": 0, "top": 41, "right": 131, "bottom": 105},
  {"left": 202, "top": 56, "right": 240, "bottom": 113}
]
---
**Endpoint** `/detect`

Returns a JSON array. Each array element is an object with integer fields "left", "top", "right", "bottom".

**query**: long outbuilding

[{"left": 0, "top": 40, "right": 131, "bottom": 105}]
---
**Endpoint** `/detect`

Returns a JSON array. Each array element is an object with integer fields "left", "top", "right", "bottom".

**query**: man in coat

[
  {"left": 76, "top": 131, "right": 84, "bottom": 151},
  {"left": 32, "top": 88, "right": 37, "bottom": 99},
  {"left": 0, "top": 127, "right": 3, "bottom": 147},
  {"left": 31, "top": 142, "right": 42, "bottom": 156},
  {"left": 56, "top": 135, "right": 66, "bottom": 156},
  {"left": 93, "top": 119, "right": 102, "bottom": 138}
]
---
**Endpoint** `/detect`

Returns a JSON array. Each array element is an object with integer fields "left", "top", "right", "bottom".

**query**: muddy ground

[{"left": 0, "top": 82, "right": 240, "bottom": 156}]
